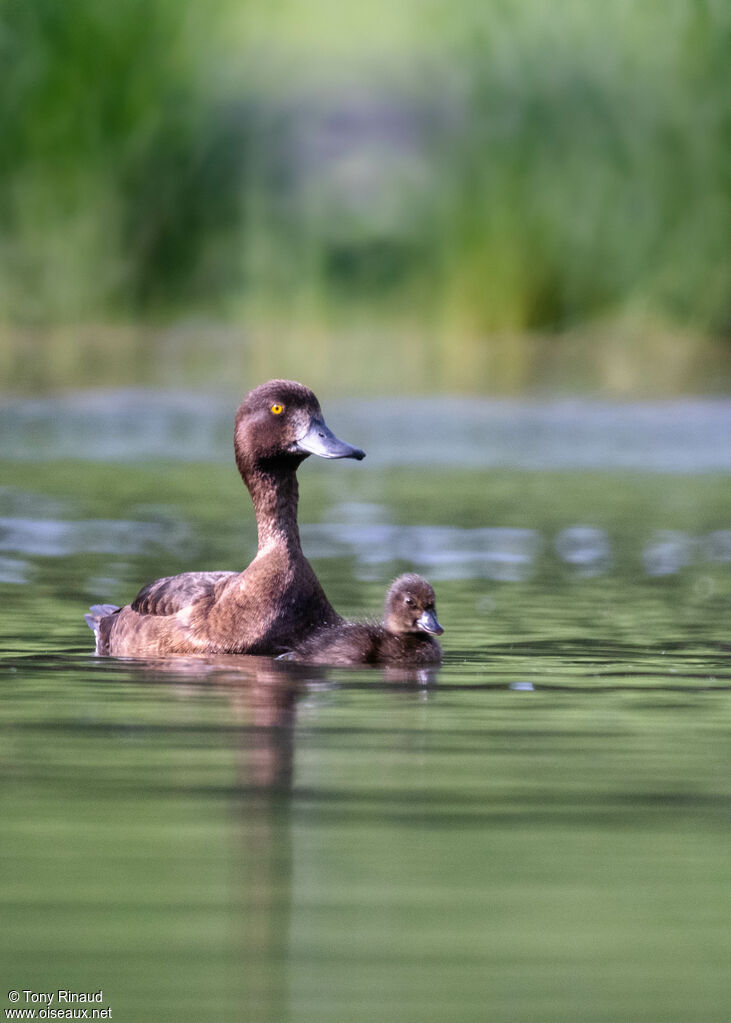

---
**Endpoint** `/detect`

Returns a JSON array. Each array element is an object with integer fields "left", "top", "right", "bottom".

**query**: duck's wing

[{"left": 131, "top": 571, "right": 237, "bottom": 616}]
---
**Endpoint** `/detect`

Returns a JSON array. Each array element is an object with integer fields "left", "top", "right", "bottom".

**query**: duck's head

[
  {"left": 384, "top": 574, "right": 443, "bottom": 636},
  {"left": 235, "top": 379, "right": 365, "bottom": 474}
]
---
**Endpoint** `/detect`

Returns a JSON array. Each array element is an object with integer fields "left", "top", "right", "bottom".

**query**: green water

[{"left": 1, "top": 397, "right": 730, "bottom": 1022}]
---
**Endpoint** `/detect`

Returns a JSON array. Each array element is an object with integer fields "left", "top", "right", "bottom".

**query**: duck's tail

[{"left": 84, "top": 604, "right": 120, "bottom": 654}]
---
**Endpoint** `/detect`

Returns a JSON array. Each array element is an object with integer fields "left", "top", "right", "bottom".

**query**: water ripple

[
  {"left": 2, "top": 391, "right": 730, "bottom": 472},
  {"left": 0, "top": 516, "right": 190, "bottom": 557}
]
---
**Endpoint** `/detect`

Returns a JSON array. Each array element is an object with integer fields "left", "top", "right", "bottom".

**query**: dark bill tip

[
  {"left": 293, "top": 418, "right": 366, "bottom": 460},
  {"left": 417, "top": 609, "right": 444, "bottom": 636}
]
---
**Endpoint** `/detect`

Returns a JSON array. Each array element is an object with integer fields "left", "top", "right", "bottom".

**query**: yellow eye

[{"left": 270, "top": 403, "right": 284, "bottom": 415}]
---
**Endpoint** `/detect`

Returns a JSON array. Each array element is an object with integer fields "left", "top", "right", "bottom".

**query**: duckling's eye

[
  {"left": 270, "top": 403, "right": 284, "bottom": 415},
  {"left": 404, "top": 597, "right": 415, "bottom": 607}
]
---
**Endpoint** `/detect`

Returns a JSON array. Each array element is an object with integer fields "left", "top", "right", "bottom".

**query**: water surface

[{"left": 1, "top": 393, "right": 729, "bottom": 1022}]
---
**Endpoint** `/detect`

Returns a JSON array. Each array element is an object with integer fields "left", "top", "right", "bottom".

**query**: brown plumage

[
  {"left": 286, "top": 574, "right": 444, "bottom": 666},
  {"left": 84, "top": 380, "right": 365, "bottom": 657}
]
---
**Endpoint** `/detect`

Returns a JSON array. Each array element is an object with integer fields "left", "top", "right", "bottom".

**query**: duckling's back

[
  {"left": 289, "top": 620, "right": 441, "bottom": 666},
  {"left": 289, "top": 621, "right": 381, "bottom": 665}
]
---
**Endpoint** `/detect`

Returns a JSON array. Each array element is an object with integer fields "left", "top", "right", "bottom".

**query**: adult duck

[{"left": 85, "top": 379, "right": 365, "bottom": 656}]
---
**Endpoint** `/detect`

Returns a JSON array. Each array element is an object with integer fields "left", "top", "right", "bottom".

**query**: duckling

[
  {"left": 84, "top": 379, "right": 365, "bottom": 657},
  {"left": 287, "top": 573, "right": 443, "bottom": 666}
]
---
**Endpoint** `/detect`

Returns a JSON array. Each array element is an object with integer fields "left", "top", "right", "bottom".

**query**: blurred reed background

[{"left": 1, "top": 0, "right": 729, "bottom": 395}]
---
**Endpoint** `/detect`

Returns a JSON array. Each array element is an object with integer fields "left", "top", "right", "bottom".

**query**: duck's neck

[{"left": 246, "top": 464, "right": 302, "bottom": 554}]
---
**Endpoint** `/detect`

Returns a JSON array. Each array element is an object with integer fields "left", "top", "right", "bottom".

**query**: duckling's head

[
  {"left": 235, "top": 379, "right": 365, "bottom": 475},
  {"left": 384, "top": 574, "right": 443, "bottom": 636}
]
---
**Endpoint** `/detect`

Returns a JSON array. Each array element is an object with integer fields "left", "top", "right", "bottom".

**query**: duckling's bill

[{"left": 417, "top": 609, "right": 443, "bottom": 635}]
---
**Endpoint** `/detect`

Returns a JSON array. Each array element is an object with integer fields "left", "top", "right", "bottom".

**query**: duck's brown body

[
  {"left": 288, "top": 574, "right": 443, "bottom": 666},
  {"left": 86, "top": 380, "right": 364, "bottom": 657},
  {"left": 95, "top": 515, "right": 338, "bottom": 657}
]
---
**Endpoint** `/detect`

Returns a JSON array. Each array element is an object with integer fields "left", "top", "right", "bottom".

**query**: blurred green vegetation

[{"left": 0, "top": 0, "right": 729, "bottom": 392}]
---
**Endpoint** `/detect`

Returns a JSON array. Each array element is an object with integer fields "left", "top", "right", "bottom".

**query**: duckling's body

[
  {"left": 287, "top": 574, "right": 443, "bottom": 666},
  {"left": 85, "top": 380, "right": 364, "bottom": 657}
]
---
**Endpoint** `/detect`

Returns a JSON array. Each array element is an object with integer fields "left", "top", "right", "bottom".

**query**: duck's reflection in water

[
  {"left": 122, "top": 655, "right": 307, "bottom": 1019},
  {"left": 130, "top": 653, "right": 437, "bottom": 790},
  {"left": 128, "top": 654, "right": 307, "bottom": 785},
  {"left": 125, "top": 653, "right": 438, "bottom": 1021}
]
